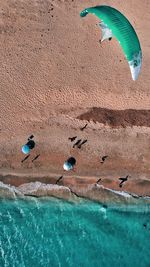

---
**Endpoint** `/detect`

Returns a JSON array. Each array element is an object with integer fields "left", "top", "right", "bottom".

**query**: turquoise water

[{"left": 0, "top": 198, "right": 150, "bottom": 267}]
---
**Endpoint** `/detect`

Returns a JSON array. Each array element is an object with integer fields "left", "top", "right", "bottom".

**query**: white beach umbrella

[
  {"left": 21, "top": 144, "right": 30, "bottom": 154},
  {"left": 63, "top": 162, "right": 73, "bottom": 171}
]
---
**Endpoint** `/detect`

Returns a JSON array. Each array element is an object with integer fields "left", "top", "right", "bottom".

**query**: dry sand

[{"left": 0, "top": 0, "right": 150, "bottom": 201}]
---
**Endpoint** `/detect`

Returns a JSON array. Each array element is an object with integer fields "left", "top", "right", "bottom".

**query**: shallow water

[{"left": 0, "top": 197, "right": 150, "bottom": 267}]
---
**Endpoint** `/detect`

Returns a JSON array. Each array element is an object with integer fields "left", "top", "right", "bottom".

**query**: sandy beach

[{"left": 0, "top": 0, "right": 150, "bottom": 201}]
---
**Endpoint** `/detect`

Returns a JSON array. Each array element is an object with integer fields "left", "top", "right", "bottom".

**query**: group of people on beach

[{"left": 21, "top": 124, "right": 129, "bottom": 188}]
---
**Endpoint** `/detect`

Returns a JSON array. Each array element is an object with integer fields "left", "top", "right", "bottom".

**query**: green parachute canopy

[{"left": 80, "top": 5, "right": 142, "bottom": 81}]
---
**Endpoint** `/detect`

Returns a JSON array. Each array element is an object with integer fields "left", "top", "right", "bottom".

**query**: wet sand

[{"left": 0, "top": 0, "right": 150, "bottom": 201}]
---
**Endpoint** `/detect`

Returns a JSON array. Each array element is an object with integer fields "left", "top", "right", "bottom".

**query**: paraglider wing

[{"left": 80, "top": 5, "right": 142, "bottom": 80}]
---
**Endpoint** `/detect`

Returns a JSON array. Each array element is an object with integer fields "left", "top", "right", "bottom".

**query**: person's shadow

[
  {"left": 21, "top": 154, "right": 30, "bottom": 163},
  {"left": 73, "top": 139, "right": 82, "bottom": 148},
  {"left": 80, "top": 123, "right": 88, "bottom": 131},
  {"left": 119, "top": 175, "right": 129, "bottom": 187},
  {"left": 78, "top": 139, "right": 87, "bottom": 149},
  {"left": 100, "top": 155, "right": 108, "bottom": 163},
  {"left": 56, "top": 176, "right": 63, "bottom": 185},
  {"left": 32, "top": 154, "right": 40, "bottom": 162}
]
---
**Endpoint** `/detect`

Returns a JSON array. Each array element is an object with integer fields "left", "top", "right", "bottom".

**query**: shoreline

[
  {"left": 0, "top": 167, "right": 150, "bottom": 196},
  {"left": 0, "top": 171, "right": 150, "bottom": 206}
]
